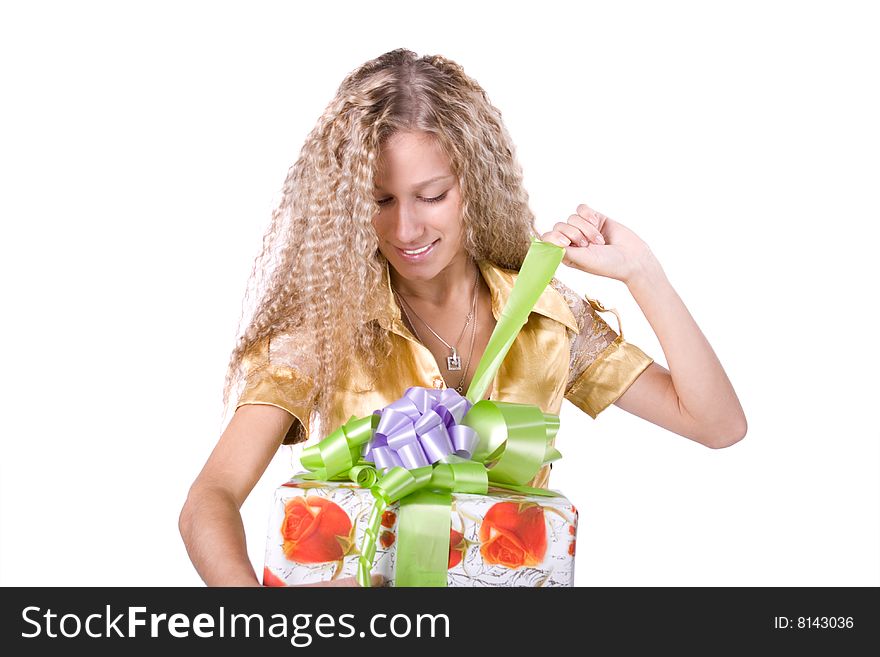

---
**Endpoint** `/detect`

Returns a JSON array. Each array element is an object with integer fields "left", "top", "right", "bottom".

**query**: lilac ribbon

[{"left": 362, "top": 387, "right": 480, "bottom": 472}]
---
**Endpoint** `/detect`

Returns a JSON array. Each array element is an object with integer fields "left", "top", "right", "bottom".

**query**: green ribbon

[
  {"left": 396, "top": 490, "right": 452, "bottom": 586},
  {"left": 299, "top": 414, "right": 377, "bottom": 481},
  {"left": 462, "top": 401, "right": 562, "bottom": 485},
  {"left": 466, "top": 238, "right": 565, "bottom": 403},
  {"left": 297, "top": 239, "right": 567, "bottom": 587}
]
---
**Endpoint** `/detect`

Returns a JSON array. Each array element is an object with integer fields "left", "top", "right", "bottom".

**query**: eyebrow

[{"left": 374, "top": 174, "right": 455, "bottom": 192}]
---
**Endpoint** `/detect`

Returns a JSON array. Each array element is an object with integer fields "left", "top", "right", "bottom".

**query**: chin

[{"left": 391, "top": 261, "right": 443, "bottom": 281}]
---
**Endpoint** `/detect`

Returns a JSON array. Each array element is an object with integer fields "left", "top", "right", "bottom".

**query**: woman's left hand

[{"left": 540, "top": 203, "right": 656, "bottom": 284}]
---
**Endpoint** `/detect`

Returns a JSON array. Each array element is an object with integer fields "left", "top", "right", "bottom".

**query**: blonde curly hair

[{"left": 222, "top": 48, "right": 540, "bottom": 438}]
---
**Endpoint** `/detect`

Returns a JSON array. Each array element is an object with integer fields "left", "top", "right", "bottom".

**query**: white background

[{"left": 1, "top": 0, "right": 878, "bottom": 587}]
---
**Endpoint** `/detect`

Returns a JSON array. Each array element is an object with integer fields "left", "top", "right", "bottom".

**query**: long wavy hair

[{"left": 221, "top": 48, "right": 539, "bottom": 439}]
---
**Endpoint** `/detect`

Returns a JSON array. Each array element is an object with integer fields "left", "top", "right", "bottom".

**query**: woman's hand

[
  {"left": 540, "top": 203, "right": 657, "bottom": 284},
  {"left": 280, "top": 574, "right": 386, "bottom": 587}
]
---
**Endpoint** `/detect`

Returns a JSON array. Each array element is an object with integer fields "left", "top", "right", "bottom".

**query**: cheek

[
  {"left": 437, "top": 199, "right": 463, "bottom": 231},
  {"left": 446, "top": 208, "right": 465, "bottom": 237}
]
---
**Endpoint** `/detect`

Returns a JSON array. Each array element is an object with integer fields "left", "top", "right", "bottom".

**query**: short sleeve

[
  {"left": 235, "top": 334, "right": 315, "bottom": 445},
  {"left": 552, "top": 281, "right": 653, "bottom": 418}
]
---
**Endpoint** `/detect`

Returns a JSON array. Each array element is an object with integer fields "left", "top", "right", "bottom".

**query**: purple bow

[{"left": 363, "top": 387, "right": 480, "bottom": 472}]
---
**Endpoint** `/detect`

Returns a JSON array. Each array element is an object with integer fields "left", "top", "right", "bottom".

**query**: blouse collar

[{"left": 374, "top": 257, "right": 579, "bottom": 336}]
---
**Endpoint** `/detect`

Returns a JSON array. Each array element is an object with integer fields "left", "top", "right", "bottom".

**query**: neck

[{"left": 390, "top": 251, "right": 478, "bottom": 307}]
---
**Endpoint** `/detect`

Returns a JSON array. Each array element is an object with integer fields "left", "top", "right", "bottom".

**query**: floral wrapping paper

[{"left": 263, "top": 475, "right": 578, "bottom": 587}]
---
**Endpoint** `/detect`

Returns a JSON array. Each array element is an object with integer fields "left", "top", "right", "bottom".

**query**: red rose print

[
  {"left": 380, "top": 530, "right": 395, "bottom": 549},
  {"left": 479, "top": 501, "right": 547, "bottom": 569},
  {"left": 568, "top": 524, "right": 576, "bottom": 536},
  {"left": 381, "top": 510, "right": 397, "bottom": 528},
  {"left": 281, "top": 495, "right": 354, "bottom": 563},
  {"left": 568, "top": 541, "right": 576, "bottom": 557},
  {"left": 448, "top": 529, "right": 466, "bottom": 569},
  {"left": 262, "top": 566, "right": 287, "bottom": 587}
]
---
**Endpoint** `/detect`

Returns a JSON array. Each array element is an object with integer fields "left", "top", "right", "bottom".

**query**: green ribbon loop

[
  {"left": 432, "top": 458, "right": 488, "bottom": 494},
  {"left": 300, "top": 414, "right": 376, "bottom": 479},
  {"left": 462, "top": 401, "right": 559, "bottom": 486},
  {"left": 348, "top": 464, "right": 378, "bottom": 488}
]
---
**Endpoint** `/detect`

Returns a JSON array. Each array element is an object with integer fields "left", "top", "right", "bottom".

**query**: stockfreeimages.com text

[{"left": 21, "top": 605, "right": 450, "bottom": 646}]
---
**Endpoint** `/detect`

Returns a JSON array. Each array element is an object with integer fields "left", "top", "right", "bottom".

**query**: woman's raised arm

[{"left": 544, "top": 203, "right": 747, "bottom": 448}]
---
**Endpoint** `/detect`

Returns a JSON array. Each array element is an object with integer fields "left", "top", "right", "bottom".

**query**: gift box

[
  {"left": 262, "top": 240, "right": 580, "bottom": 587},
  {"left": 263, "top": 475, "right": 578, "bottom": 587}
]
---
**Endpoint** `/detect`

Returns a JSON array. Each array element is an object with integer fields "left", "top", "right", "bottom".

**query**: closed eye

[{"left": 375, "top": 192, "right": 448, "bottom": 206}]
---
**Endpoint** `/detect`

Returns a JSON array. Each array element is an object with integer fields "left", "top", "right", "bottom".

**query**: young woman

[{"left": 179, "top": 48, "right": 746, "bottom": 587}]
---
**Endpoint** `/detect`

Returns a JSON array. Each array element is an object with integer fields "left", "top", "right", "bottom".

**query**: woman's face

[{"left": 371, "top": 131, "right": 465, "bottom": 282}]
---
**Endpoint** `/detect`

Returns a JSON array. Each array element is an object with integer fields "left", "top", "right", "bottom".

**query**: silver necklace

[
  {"left": 395, "top": 268, "right": 478, "bottom": 371},
  {"left": 394, "top": 269, "right": 479, "bottom": 393},
  {"left": 399, "top": 296, "right": 478, "bottom": 394},
  {"left": 454, "top": 297, "right": 478, "bottom": 394}
]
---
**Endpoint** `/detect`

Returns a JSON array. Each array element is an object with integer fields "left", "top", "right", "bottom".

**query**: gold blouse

[{"left": 236, "top": 259, "right": 653, "bottom": 489}]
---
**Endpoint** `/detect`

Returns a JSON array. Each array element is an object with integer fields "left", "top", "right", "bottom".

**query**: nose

[{"left": 390, "top": 200, "right": 427, "bottom": 246}]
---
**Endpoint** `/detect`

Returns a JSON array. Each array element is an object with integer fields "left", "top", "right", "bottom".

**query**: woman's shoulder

[
  {"left": 243, "top": 327, "right": 318, "bottom": 380},
  {"left": 547, "top": 277, "right": 619, "bottom": 346},
  {"left": 547, "top": 277, "right": 586, "bottom": 317}
]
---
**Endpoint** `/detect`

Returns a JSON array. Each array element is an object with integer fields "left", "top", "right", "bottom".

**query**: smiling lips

[
  {"left": 397, "top": 239, "right": 438, "bottom": 260},
  {"left": 403, "top": 243, "right": 432, "bottom": 255}
]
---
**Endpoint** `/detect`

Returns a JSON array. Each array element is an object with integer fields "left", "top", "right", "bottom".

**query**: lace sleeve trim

[{"left": 548, "top": 279, "right": 619, "bottom": 394}]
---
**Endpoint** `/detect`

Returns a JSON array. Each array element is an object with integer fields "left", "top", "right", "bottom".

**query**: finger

[
  {"left": 561, "top": 244, "right": 593, "bottom": 269},
  {"left": 575, "top": 204, "right": 596, "bottom": 224},
  {"left": 299, "top": 575, "right": 383, "bottom": 587},
  {"left": 563, "top": 245, "right": 578, "bottom": 265},
  {"left": 553, "top": 222, "right": 590, "bottom": 247},
  {"left": 567, "top": 213, "right": 605, "bottom": 244},
  {"left": 542, "top": 230, "right": 571, "bottom": 247},
  {"left": 576, "top": 204, "right": 608, "bottom": 231},
  {"left": 297, "top": 576, "right": 356, "bottom": 587},
  {"left": 352, "top": 574, "right": 387, "bottom": 587}
]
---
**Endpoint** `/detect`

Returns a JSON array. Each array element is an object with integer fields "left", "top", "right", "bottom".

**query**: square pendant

[{"left": 446, "top": 354, "right": 462, "bottom": 371}]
